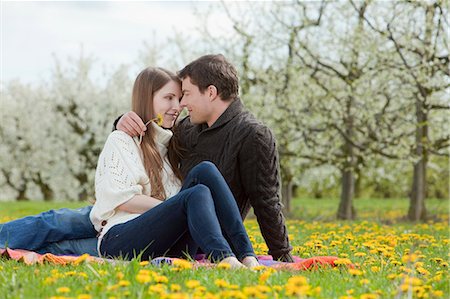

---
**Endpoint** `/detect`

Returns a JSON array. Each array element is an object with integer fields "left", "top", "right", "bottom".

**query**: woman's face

[{"left": 153, "top": 80, "right": 182, "bottom": 128}]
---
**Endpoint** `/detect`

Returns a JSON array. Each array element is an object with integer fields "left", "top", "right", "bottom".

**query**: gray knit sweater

[{"left": 175, "top": 98, "right": 293, "bottom": 261}]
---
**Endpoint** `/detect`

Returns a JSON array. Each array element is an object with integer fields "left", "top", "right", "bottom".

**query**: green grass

[{"left": 0, "top": 199, "right": 448, "bottom": 299}]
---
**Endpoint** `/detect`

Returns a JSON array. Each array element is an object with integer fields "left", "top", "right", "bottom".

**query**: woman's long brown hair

[{"left": 131, "top": 67, "right": 184, "bottom": 200}]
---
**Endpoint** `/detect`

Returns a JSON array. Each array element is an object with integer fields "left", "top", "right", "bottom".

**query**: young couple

[{"left": 0, "top": 55, "right": 293, "bottom": 267}]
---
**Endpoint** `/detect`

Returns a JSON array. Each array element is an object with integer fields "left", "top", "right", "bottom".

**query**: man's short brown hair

[{"left": 178, "top": 54, "right": 239, "bottom": 101}]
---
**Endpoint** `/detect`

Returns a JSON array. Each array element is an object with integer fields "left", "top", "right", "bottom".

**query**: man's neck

[{"left": 206, "top": 99, "right": 233, "bottom": 127}]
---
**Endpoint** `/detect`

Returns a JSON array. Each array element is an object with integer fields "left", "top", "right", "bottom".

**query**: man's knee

[{"left": 186, "top": 184, "right": 213, "bottom": 203}]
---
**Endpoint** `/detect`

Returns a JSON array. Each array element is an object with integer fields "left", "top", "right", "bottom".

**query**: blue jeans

[
  {"left": 101, "top": 161, "right": 256, "bottom": 261},
  {"left": 0, "top": 206, "right": 98, "bottom": 256}
]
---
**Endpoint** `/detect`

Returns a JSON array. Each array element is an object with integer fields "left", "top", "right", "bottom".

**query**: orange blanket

[{"left": 0, "top": 248, "right": 349, "bottom": 270}]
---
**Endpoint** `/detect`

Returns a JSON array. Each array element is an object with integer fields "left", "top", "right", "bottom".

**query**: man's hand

[{"left": 117, "top": 111, "right": 146, "bottom": 137}]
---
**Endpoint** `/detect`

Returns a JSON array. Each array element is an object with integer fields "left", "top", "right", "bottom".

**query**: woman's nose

[{"left": 171, "top": 100, "right": 180, "bottom": 110}]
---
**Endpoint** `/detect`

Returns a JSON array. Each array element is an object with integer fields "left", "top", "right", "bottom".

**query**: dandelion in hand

[
  {"left": 155, "top": 114, "right": 163, "bottom": 126},
  {"left": 139, "top": 114, "right": 164, "bottom": 144}
]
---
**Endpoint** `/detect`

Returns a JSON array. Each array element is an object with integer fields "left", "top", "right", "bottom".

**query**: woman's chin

[{"left": 162, "top": 121, "right": 174, "bottom": 129}]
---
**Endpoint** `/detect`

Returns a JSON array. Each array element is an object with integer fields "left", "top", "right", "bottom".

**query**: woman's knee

[{"left": 193, "top": 161, "right": 220, "bottom": 176}]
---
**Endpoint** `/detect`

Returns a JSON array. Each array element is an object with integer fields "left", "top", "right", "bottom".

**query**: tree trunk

[
  {"left": 337, "top": 96, "right": 356, "bottom": 220},
  {"left": 337, "top": 167, "right": 356, "bottom": 220},
  {"left": 338, "top": 113, "right": 357, "bottom": 220},
  {"left": 34, "top": 173, "right": 54, "bottom": 201},
  {"left": 354, "top": 162, "right": 362, "bottom": 198},
  {"left": 281, "top": 179, "right": 293, "bottom": 215},
  {"left": 408, "top": 100, "right": 428, "bottom": 221},
  {"left": 16, "top": 184, "right": 28, "bottom": 201}
]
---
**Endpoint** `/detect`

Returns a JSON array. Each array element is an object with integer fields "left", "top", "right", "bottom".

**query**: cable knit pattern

[
  {"left": 176, "top": 98, "right": 292, "bottom": 260},
  {"left": 91, "top": 124, "right": 181, "bottom": 253}
]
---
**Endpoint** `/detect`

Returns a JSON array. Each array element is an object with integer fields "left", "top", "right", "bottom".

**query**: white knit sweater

[{"left": 90, "top": 123, "right": 182, "bottom": 253}]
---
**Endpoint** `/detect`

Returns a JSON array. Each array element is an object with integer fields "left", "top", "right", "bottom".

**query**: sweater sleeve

[
  {"left": 90, "top": 131, "right": 145, "bottom": 232},
  {"left": 239, "top": 125, "right": 293, "bottom": 260}
]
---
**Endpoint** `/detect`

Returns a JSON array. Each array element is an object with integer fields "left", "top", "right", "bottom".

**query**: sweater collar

[
  {"left": 151, "top": 122, "right": 173, "bottom": 147},
  {"left": 202, "top": 97, "right": 244, "bottom": 131}
]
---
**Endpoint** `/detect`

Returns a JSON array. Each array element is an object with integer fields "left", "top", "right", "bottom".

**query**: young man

[{"left": 0, "top": 54, "right": 293, "bottom": 262}]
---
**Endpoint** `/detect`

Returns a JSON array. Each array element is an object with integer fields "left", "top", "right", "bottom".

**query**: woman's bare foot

[
  {"left": 219, "top": 256, "right": 246, "bottom": 269},
  {"left": 242, "top": 256, "right": 260, "bottom": 268}
]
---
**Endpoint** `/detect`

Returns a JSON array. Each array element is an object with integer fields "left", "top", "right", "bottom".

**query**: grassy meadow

[{"left": 0, "top": 198, "right": 448, "bottom": 299}]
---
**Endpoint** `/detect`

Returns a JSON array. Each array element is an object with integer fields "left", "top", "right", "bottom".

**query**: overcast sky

[{"left": 1, "top": 1, "right": 232, "bottom": 84}]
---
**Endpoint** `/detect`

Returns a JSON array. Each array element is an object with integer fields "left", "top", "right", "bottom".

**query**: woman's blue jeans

[{"left": 100, "top": 161, "right": 256, "bottom": 262}]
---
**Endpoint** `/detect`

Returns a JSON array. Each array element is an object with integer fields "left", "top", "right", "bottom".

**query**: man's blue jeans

[
  {"left": 0, "top": 206, "right": 98, "bottom": 256},
  {"left": 101, "top": 162, "right": 256, "bottom": 261}
]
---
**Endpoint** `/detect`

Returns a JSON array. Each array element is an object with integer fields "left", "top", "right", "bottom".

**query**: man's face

[{"left": 180, "top": 77, "right": 213, "bottom": 125}]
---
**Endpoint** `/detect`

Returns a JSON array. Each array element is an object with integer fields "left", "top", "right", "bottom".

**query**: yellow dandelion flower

[
  {"left": 387, "top": 274, "right": 397, "bottom": 280},
  {"left": 360, "top": 294, "right": 378, "bottom": 299},
  {"left": 172, "top": 259, "right": 193, "bottom": 270},
  {"left": 416, "top": 267, "right": 430, "bottom": 275},
  {"left": 139, "top": 261, "right": 149, "bottom": 266},
  {"left": 148, "top": 283, "right": 167, "bottom": 295},
  {"left": 286, "top": 275, "right": 308, "bottom": 287},
  {"left": 433, "top": 290, "right": 443, "bottom": 297},
  {"left": 217, "top": 262, "right": 231, "bottom": 269},
  {"left": 43, "top": 277, "right": 57, "bottom": 285},
  {"left": 136, "top": 273, "right": 151, "bottom": 284},
  {"left": 118, "top": 280, "right": 130, "bottom": 287},
  {"left": 170, "top": 284, "right": 182, "bottom": 292},
  {"left": 403, "top": 277, "right": 423, "bottom": 286},
  {"left": 354, "top": 252, "right": 366, "bottom": 257},
  {"left": 155, "top": 114, "right": 164, "bottom": 126},
  {"left": 185, "top": 280, "right": 201, "bottom": 289},
  {"left": 116, "top": 272, "right": 124, "bottom": 280},
  {"left": 432, "top": 274, "right": 442, "bottom": 282},
  {"left": 56, "top": 287, "right": 70, "bottom": 294},
  {"left": 348, "top": 269, "right": 363, "bottom": 276},
  {"left": 154, "top": 275, "right": 168, "bottom": 284},
  {"left": 414, "top": 262, "right": 424, "bottom": 268},
  {"left": 77, "top": 295, "right": 92, "bottom": 299},
  {"left": 171, "top": 293, "right": 190, "bottom": 299},
  {"left": 371, "top": 266, "right": 380, "bottom": 273},
  {"left": 390, "top": 260, "right": 402, "bottom": 266},
  {"left": 402, "top": 253, "right": 419, "bottom": 263},
  {"left": 214, "top": 279, "right": 229, "bottom": 288},
  {"left": 359, "top": 279, "right": 370, "bottom": 285},
  {"left": 334, "top": 258, "right": 352, "bottom": 266},
  {"left": 107, "top": 284, "right": 119, "bottom": 291},
  {"left": 73, "top": 253, "right": 90, "bottom": 265},
  {"left": 285, "top": 284, "right": 311, "bottom": 297},
  {"left": 98, "top": 270, "right": 108, "bottom": 276},
  {"left": 242, "top": 286, "right": 262, "bottom": 297},
  {"left": 258, "top": 270, "right": 273, "bottom": 284}
]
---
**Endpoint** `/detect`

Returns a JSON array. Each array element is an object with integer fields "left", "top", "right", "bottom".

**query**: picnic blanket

[{"left": 0, "top": 248, "right": 347, "bottom": 270}]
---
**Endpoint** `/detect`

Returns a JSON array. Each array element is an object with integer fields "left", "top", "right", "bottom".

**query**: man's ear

[{"left": 207, "top": 85, "right": 218, "bottom": 101}]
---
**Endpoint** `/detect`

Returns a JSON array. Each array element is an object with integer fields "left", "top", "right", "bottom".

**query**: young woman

[{"left": 90, "top": 67, "right": 259, "bottom": 268}]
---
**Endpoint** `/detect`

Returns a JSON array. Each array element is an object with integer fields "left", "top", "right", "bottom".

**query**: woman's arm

[{"left": 116, "top": 194, "right": 163, "bottom": 214}]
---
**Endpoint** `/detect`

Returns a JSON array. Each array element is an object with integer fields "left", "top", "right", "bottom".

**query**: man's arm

[{"left": 239, "top": 125, "right": 294, "bottom": 262}]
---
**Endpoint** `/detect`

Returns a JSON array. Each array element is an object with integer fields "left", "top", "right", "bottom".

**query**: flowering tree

[
  {"left": 360, "top": 0, "right": 449, "bottom": 221},
  {"left": 0, "top": 55, "right": 131, "bottom": 201}
]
